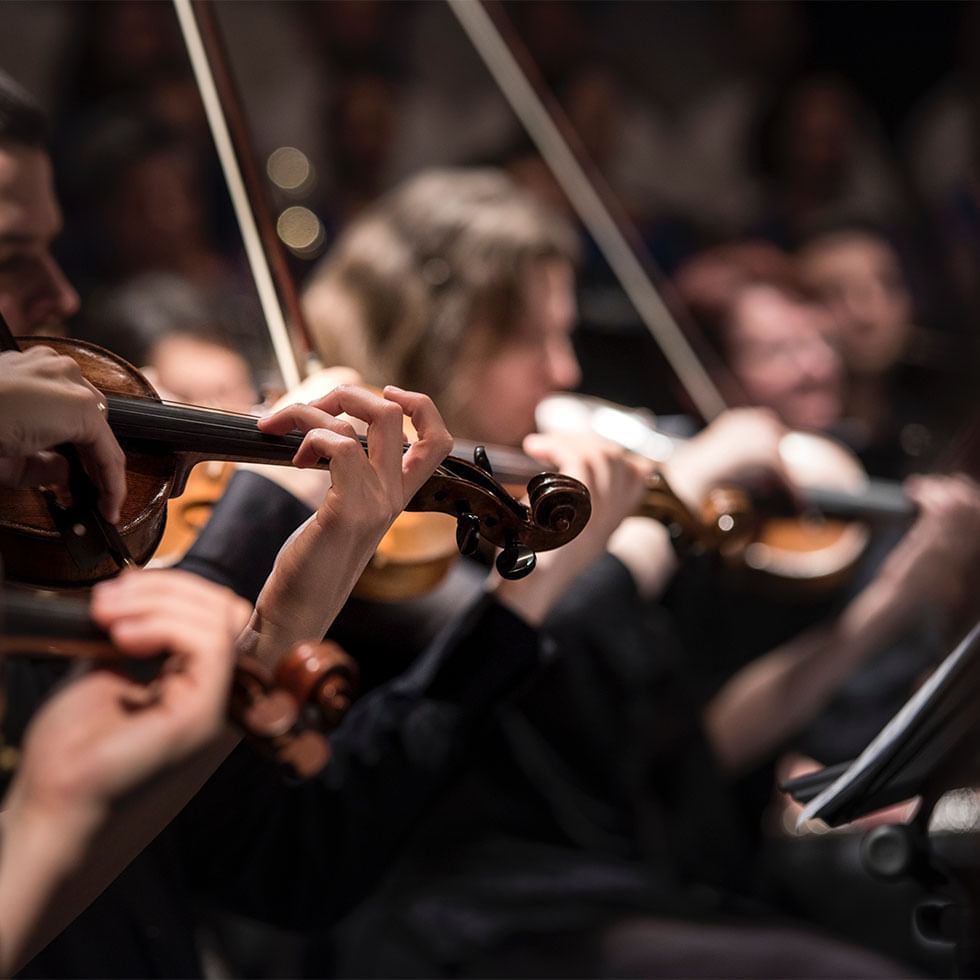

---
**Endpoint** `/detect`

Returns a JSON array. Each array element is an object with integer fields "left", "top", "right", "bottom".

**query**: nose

[
  {"left": 28, "top": 255, "right": 80, "bottom": 328},
  {"left": 796, "top": 334, "right": 840, "bottom": 385},
  {"left": 546, "top": 334, "right": 581, "bottom": 393}
]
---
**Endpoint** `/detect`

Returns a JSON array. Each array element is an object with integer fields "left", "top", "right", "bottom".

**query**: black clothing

[
  {"left": 9, "top": 472, "right": 541, "bottom": 978},
  {"left": 329, "top": 553, "right": 761, "bottom": 976}
]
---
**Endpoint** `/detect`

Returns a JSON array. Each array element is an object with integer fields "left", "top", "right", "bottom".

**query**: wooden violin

[
  {"left": 0, "top": 336, "right": 591, "bottom": 590},
  {"left": 0, "top": 585, "right": 357, "bottom": 780},
  {"left": 354, "top": 435, "right": 753, "bottom": 602},
  {"left": 537, "top": 392, "right": 918, "bottom": 595}
]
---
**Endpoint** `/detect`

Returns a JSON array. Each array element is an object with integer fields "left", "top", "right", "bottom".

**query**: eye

[{"left": 0, "top": 253, "right": 33, "bottom": 277}]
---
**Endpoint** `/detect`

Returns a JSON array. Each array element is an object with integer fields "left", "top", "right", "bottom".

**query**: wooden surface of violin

[
  {"left": 151, "top": 461, "right": 234, "bottom": 567},
  {"left": 0, "top": 338, "right": 176, "bottom": 586}
]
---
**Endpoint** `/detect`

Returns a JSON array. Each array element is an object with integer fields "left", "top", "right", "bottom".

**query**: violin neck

[
  {"left": 452, "top": 440, "right": 548, "bottom": 484},
  {"left": 106, "top": 396, "right": 330, "bottom": 469},
  {"left": 0, "top": 591, "right": 114, "bottom": 658},
  {"left": 801, "top": 480, "right": 915, "bottom": 523}
]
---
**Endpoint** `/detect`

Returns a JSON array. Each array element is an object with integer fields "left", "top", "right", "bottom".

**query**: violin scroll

[
  {"left": 273, "top": 640, "right": 358, "bottom": 731},
  {"left": 231, "top": 641, "right": 358, "bottom": 780},
  {"left": 407, "top": 446, "right": 591, "bottom": 580}
]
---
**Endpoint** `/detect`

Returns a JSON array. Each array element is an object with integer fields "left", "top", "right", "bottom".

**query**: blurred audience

[
  {"left": 674, "top": 241, "right": 842, "bottom": 433},
  {"left": 795, "top": 226, "right": 957, "bottom": 477},
  {"left": 749, "top": 74, "right": 905, "bottom": 249}
]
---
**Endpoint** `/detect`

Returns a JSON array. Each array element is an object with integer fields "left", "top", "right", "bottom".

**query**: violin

[
  {"left": 354, "top": 435, "right": 753, "bottom": 602},
  {"left": 537, "top": 393, "right": 918, "bottom": 595},
  {"left": 0, "top": 336, "right": 591, "bottom": 590},
  {"left": 0, "top": 585, "right": 357, "bottom": 781}
]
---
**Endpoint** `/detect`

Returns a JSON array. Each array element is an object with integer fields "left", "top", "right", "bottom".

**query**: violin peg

[
  {"left": 473, "top": 445, "right": 493, "bottom": 476},
  {"left": 274, "top": 729, "right": 332, "bottom": 781},
  {"left": 274, "top": 641, "right": 358, "bottom": 732},
  {"left": 495, "top": 541, "right": 536, "bottom": 580},
  {"left": 455, "top": 512, "right": 481, "bottom": 556},
  {"left": 239, "top": 688, "right": 300, "bottom": 739}
]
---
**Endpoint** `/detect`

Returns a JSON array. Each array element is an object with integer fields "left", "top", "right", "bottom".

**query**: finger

[
  {"left": 256, "top": 402, "right": 361, "bottom": 471},
  {"left": 8, "top": 450, "right": 69, "bottom": 489},
  {"left": 258, "top": 401, "right": 356, "bottom": 439},
  {"left": 92, "top": 571, "right": 244, "bottom": 635},
  {"left": 288, "top": 427, "right": 372, "bottom": 493},
  {"left": 311, "top": 386, "right": 405, "bottom": 491},
  {"left": 74, "top": 396, "right": 127, "bottom": 524},
  {"left": 384, "top": 386, "right": 453, "bottom": 499},
  {"left": 292, "top": 420, "right": 363, "bottom": 469},
  {"left": 105, "top": 615, "right": 235, "bottom": 743},
  {"left": 522, "top": 433, "right": 561, "bottom": 469}
]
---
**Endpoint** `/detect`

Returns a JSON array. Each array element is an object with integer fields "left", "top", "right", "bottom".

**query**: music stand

[{"left": 783, "top": 621, "right": 980, "bottom": 976}]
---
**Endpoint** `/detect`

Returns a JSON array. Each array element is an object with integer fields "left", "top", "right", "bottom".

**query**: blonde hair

[{"left": 302, "top": 168, "right": 578, "bottom": 428}]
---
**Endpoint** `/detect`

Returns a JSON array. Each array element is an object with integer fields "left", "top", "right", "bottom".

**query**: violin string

[{"left": 104, "top": 395, "right": 385, "bottom": 460}]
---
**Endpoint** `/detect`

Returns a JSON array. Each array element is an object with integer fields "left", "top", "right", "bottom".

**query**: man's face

[
  {"left": 797, "top": 234, "right": 912, "bottom": 376},
  {"left": 0, "top": 144, "right": 79, "bottom": 335},
  {"left": 727, "top": 283, "right": 843, "bottom": 432}
]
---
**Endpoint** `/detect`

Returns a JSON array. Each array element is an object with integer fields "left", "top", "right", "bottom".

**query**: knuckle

[
  {"left": 330, "top": 434, "right": 359, "bottom": 457},
  {"left": 28, "top": 344, "right": 57, "bottom": 360}
]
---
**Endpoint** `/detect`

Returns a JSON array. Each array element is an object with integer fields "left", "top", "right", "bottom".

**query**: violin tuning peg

[
  {"left": 495, "top": 542, "right": 536, "bottom": 580},
  {"left": 275, "top": 729, "right": 332, "bottom": 781},
  {"left": 473, "top": 445, "right": 493, "bottom": 476},
  {"left": 455, "top": 512, "right": 481, "bottom": 556}
]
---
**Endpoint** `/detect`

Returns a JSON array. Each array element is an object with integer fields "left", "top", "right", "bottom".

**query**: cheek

[
  {"left": 734, "top": 358, "right": 785, "bottom": 406},
  {"left": 461, "top": 352, "right": 542, "bottom": 443}
]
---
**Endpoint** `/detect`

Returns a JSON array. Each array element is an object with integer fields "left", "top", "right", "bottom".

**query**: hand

[
  {"left": 0, "top": 346, "right": 126, "bottom": 522},
  {"left": 241, "top": 366, "right": 365, "bottom": 509},
  {"left": 875, "top": 474, "right": 980, "bottom": 625},
  {"left": 664, "top": 408, "right": 793, "bottom": 511},
  {"left": 494, "top": 432, "right": 654, "bottom": 622},
  {"left": 244, "top": 385, "right": 453, "bottom": 664},
  {"left": 0, "top": 571, "right": 249, "bottom": 974},
  {"left": 8, "top": 570, "right": 250, "bottom": 820},
  {"left": 258, "top": 383, "right": 452, "bottom": 541}
]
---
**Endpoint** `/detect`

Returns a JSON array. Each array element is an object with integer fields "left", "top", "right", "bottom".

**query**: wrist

[
  {"left": 1, "top": 780, "right": 104, "bottom": 886},
  {"left": 250, "top": 517, "right": 383, "bottom": 666},
  {"left": 838, "top": 574, "right": 913, "bottom": 659}
]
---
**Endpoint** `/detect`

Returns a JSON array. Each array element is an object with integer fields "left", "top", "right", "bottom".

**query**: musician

[
  {"left": 0, "top": 345, "right": 246, "bottom": 972},
  {"left": 796, "top": 224, "right": 960, "bottom": 478},
  {"left": 0, "top": 72, "right": 636, "bottom": 978},
  {"left": 188, "top": 166, "right": 956, "bottom": 976},
  {"left": 673, "top": 242, "right": 980, "bottom": 762}
]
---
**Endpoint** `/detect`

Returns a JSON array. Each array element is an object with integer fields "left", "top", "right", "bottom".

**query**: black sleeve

[
  {"left": 175, "top": 591, "right": 540, "bottom": 929},
  {"left": 178, "top": 469, "right": 313, "bottom": 601}
]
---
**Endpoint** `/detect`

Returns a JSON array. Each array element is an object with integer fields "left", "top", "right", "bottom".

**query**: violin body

[
  {"left": 0, "top": 338, "right": 178, "bottom": 587},
  {"left": 733, "top": 432, "right": 870, "bottom": 594},
  {"left": 151, "top": 461, "right": 234, "bottom": 567}
]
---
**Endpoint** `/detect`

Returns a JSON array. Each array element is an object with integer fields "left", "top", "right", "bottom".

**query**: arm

[
  {"left": 176, "top": 589, "right": 541, "bottom": 928},
  {"left": 705, "top": 474, "right": 980, "bottom": 775},
  {"left": 237, "top": 385, "right": 453, "bottom": 671},
  {"left": 0, "top": 572, "right": 246, "bottom": 974},
  {"left": 512, "top": 409, "right": 793, "bottom": 609},
  {"left": 177, "top": 431, "right": 657, "bottom": 928}
]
